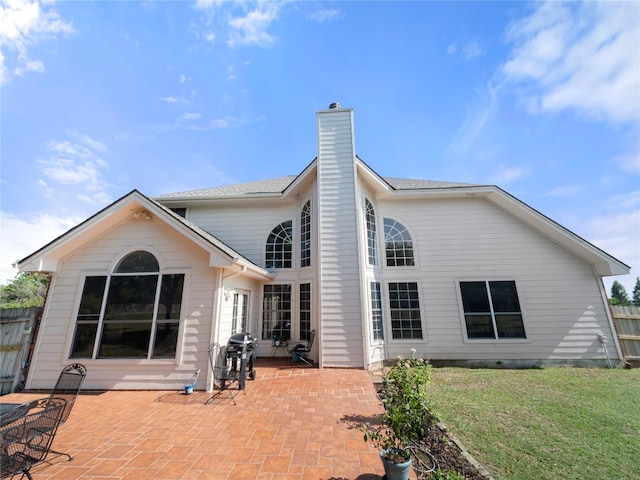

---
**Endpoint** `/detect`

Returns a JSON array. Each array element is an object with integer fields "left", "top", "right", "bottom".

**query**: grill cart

[{"left": 225, "top": 333, "right": 256, "bottom": 390}]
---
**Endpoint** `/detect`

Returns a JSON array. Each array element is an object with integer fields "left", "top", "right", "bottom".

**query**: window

[
  {"left": 70, "top": 251, "right": 185, "bottom": 359},
  {"left": 266, "top": 221, "right": 293, "bottom": 269},
  {"left": 388, "top": 282, "right": 422, "bottom": 339},
  {"left": 383, "top": 218, "right": 415, "bottom": 266},
  {"left": 460, "top": 281, "right": 526, "bottom": 339},
  {"left": 301, "top": 201, "right": 311, "bottom": 268},
  {"left": 231, "top": 293, "right": 249, "bottom": 335},
  {"left": 370, "top": 282, "right": 384, "bottom": 341},
  {"left": 299, "top": 283, "right": 311, "bottom": 341},
  {"left": 365, "top": 200, "right": 378, "bottom": 266},
  {"left": 262, "top": 284, "right": 291, "bottom": 341}
]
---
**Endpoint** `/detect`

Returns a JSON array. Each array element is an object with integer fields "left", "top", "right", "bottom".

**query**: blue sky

[{"left": 1, "top": 0, "right": 639, "bottom": 295}]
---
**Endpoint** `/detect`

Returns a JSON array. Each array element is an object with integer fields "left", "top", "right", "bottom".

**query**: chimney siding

[{"left": 316, "top": 107, "right": 365, "bottom": 368}]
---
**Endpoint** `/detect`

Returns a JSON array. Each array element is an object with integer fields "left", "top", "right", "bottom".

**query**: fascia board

[{"left": 356, "top": 159, "right": 393, "bottom": 196}]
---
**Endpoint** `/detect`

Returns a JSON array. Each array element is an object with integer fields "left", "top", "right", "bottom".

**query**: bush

[{"left": 363, "top": 356, "right": 438, "bottom": 463}]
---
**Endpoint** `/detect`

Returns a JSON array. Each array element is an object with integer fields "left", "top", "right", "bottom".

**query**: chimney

[{"left": 315, "top": 103, "right": 364, "bottom": 368}]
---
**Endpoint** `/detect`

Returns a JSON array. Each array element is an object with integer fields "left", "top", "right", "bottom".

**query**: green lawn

[{"left": 426, "top": 367, "right": 640, "bottom": 480}]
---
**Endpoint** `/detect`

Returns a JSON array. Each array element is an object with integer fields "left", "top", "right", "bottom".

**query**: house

[{"left": 17, "top": 104, "right": 630, "bottom": 391}]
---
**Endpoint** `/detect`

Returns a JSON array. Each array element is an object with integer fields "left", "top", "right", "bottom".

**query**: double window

[
  {"left": 460, "top": 281, "right": 526, "bottom": 339},
  {"left": 71, "top": 251, "right": 185, "bottom": 359}
]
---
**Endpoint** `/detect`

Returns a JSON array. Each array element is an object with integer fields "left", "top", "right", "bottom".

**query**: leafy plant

[
  {"left": 363, "top": 355, "right": 437, "bottom": 464},
  {"left": 429, "top": 469, "right": 465, "bottom": 480},
  {"left": 0, "top": 272, "right": 49, "bottom": 308}
]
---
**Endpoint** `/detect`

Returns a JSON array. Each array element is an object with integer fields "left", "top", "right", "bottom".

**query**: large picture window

[
  {"left": 266, "top": 221, "right": 293, "bottom": 269},
  {"left": 460, "top": 281, "right": 526, "bottom": 339},
  {"left": 383, "top": 218, "right": 414, "bottom": 267},
  {"left": 388, "top": 282, "right": 422, "bottom": 339},
  {"left": 71, "top": 251, "right": 185, "bottom": 359},
  {"left": 262, "top": 284, "right": 291, "bottom": 341}
]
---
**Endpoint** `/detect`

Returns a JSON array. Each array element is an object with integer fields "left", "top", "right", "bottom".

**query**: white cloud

[
  {"left": 502, "top": 1, "right": 640, "bottom": 124},
  {"left": 447, "top": 83, "right": 498, "bottom": 157},
  {"left": 614, "top": 146, "right": 640, "bottom": 174},
  {"left": 586, "top": 209, "right": 640, "bottom": 294},
  {"left": 0, "top": 0, "right": 75, "bottom": 84},
  {"left": 37, "top": 134, "right": 112, "bottom": 205},
  {"left": 179, "top": 112, "right": 202, "bottom": 121},
  {"left": 227, "top": 4, "right": 280, "bottom": 47},
  {"left": 544, "top": 184, "right": 584, "bottom": 197},
  {"left": 0, "top": 211, "right": 82, "bottom": 284},
  {"left": 447, "top": 41, "right": 482, "bottom": 60},
  {"left": 309, "top": 8, "right": 340, "bottom": 23},
  {"left": 488, "top": 165, "right": 531, "bottom": 184},
  {"left": 179, "top": 74, "right": 189, "bottom": 83},
  {"left": 461, "top": 41, "right": 482, "bottom": 60}
]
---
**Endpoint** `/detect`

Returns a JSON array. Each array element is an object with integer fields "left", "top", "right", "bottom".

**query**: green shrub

[{"left": 363, "top": 356, "right": 437, "bottom": 463}]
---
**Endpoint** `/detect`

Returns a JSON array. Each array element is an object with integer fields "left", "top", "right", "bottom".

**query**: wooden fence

[
  {"left": 610, "top": 305, "right": 640, "bottom": 363},
  {"left": 0, "top": 307, "right": 40, "bottom": 395}
]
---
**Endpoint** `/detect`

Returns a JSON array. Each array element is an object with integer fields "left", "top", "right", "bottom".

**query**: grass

[{"left": 426, "top": 367, "right": 640, "bottom": 480}]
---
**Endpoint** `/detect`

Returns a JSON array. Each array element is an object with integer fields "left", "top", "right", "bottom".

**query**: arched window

[
  {"left": 365, "top": 199, "right": 378, "bottom": 266},
  {"left": 266, "top": 221, "right": 293, "bottom": 269},
  {"left": 300, "top": 201, "right": 311, "bottom": 268},
  {"left": 70, "top": 250, "right": 185, "bottom": 359},
  {"left": 383, "top": 218, "right": 415, "bottom": 266}
]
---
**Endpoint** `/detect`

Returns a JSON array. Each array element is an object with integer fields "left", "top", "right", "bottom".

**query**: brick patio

[{"left": 1, "top": 359, "right": 417, "bottom": 479}]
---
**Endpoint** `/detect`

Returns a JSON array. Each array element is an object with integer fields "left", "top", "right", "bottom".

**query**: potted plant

[{"left": 363, "top": 355, "right": 436, "bottom": 480}]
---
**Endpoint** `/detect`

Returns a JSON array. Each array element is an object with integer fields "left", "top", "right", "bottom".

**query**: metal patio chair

[
  {"left": 0, "top": 398, "right": 67, "bottom": 480},
  {"left": 289, "top": 329, "right": 316, "bottom": 365},
  {"left": 46, "top": 363, "right": 86, "bottom": 460},
  {"left": 207, "top": 343, "right": 241, "bottom": 405}
]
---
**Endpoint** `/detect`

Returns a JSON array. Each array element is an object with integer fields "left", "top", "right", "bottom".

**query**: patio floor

[{"left": 1, "top": 359, "right": 418, "bottom": 480}]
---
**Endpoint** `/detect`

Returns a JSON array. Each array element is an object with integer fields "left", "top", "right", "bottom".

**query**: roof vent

[{"left": 329, "top": 102, "right": 341, "bottom": 109}]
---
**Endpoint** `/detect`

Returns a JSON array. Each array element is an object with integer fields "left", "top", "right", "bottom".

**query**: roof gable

[{"left": 17, "top": 190, "right": 272, "bottom": 280}]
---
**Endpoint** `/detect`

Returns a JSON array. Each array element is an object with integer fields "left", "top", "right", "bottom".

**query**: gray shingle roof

[
  {"left": 155, "top": 174, "right": 474, "bottom": 199},
  {"left": 155, "top": 176, "right": 298, "bottom": 198},
  {"left": 382, "top": 177, "right": 475, "bottom": 189}
]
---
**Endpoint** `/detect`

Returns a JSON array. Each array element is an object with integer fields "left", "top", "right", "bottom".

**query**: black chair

[
  {"left": 0, "top": 398, "right": 67, "bottom": 480},
  {"left": 49, "top": 363, "right": 87, "bottom": 424},
  {"left": 46, "top": 363, "right": 86, "bottom": 460},
  {"left": 289, "top": 329, "right": 316, "bottom": 366},
  {"left": 207, "top": 343, "right": 241, "bottom": 405}
]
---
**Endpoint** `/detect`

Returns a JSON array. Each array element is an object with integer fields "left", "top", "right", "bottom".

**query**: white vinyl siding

[
  {"left": 27, "top": 217, "right": 218, "bottom": 391},
  {"left": 316, "top": 108, "right": 364, "bottom": 367},
  {"left": 377, "top": 197, "right": 617, "bottom": 362}
]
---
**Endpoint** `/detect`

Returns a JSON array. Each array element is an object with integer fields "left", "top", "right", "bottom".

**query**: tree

[
  {"left": 609, "top": 280, "right": 631, "bottom": 306},
  {"left": 633, "top": 277, "right": 640, "bottom": 307},
  {"left": 0, "top": 273, "right": 50, "bottom": 308}
]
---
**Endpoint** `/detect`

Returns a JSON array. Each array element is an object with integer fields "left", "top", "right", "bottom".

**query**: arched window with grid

[
  {"left": 300, "top": 201, "right": 311, "bottom": 268},
  {"left": 383, "top": 218, "right": 415, "bottom": 267},
  {"left": 266, "top": 220, "right": 293, "bottom": 269},
  {"left": 365, "top": 199, "right": 378, "bottom": 266}
]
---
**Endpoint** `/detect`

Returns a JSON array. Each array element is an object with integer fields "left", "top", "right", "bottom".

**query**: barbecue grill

[{"left": 225, "top": 333, "right": 256, "bottom": 389}]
